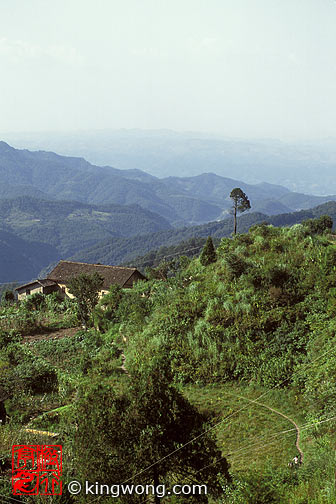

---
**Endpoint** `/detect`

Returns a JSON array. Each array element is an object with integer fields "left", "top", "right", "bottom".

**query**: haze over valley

[
  {"left": 1, "top": 140, "right": 336, "bottom": 282},
  {"left": 2, "top": 130, "right": 336, "bottom": 195},
  {"left": 2, "top": 2, "right": 336, "bottom": 502}
]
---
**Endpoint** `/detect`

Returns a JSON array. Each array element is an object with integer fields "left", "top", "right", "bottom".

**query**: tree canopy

[
  {"left": 66, "top": 359, "right": 230, "bottom": 503},
  {"left": 200, "top": 236, "right": 217, "bottom": 266},
  {"left": 230, "top": 188, "right": 251, "bottom": 234},
  {"left": 68, "top": 272, "right": 104, "bottom": 327}
]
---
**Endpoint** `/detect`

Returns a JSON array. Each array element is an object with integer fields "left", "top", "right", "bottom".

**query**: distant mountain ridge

[
  {"left": 0, "top": 228, "right": 58, "bottom": 283},
  {"left": 1, "top": 141, "right": 336, "bottom": 226},
  {"left": 1, "top": 197, "right": 336, "bottom": 283},
  {"left": 0, "top": 196, "right": 172, "bottom": 282},
  {"left": 2, "top": 140, "right": 336, "bottom": 283},
  {"left": 70, "top": 201, "right": 336, "bottom": 268},
  {"left": 0, "top": 195, "right": 171, "bottom": 255},
  {"left": 3, "top": 130, "right": 336, "bottom": 194}
]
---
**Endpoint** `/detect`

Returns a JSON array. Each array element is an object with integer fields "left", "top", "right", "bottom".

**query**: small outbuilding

[{"left": 15, "top": 279, "right": 59, "bottom": 299}]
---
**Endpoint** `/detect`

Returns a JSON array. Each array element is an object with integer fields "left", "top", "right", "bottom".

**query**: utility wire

[
  {"left": 149, "top": 414, "right": 336, "bottom": 504},
  {"left": 190, "top": 414, "right": 336, "bottom": 480},
  {"left": 86, "top": 344, "right": 336, "bottom": 504},
  {"left": 0, "top": 494, "right": 27, "bottom": 504},
  {"left": 85, "top": 414, "right": 336, "bottom": 504},
  {"left": 116, "top": 344, "right": 336, "bottom": 487}
]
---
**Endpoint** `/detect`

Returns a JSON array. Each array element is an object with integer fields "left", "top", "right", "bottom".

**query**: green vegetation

[
  {"left": 4, "top": 140, "right": 335, "bottom": 225},
  {"left": 200, "top": 236, "right": 217, "bottom": 266},
  {"left": 68, "top": 272, "right": 104, "bottom": 327},
  {"left": 1, "top": 289, "right": 15, "bottom": 305},
  {"left": 67, "top": 359, "right": 230, "bottom": 504},
  {"left": 72, "top": 200, "right": 336, "bottom": 268},
  {"left": 0, "top": 196, "right": 172, "bottom": 281},
  {"left": 302, "top": 214, "right": 333, "bottom": 235},
  {"left": 1, "top": 216, "right": 336, "bottom": 502},
  {"left": 2, "top": 140, "right": 336, "bottom": 284},
  {"left": 230, "top": 188, "right": 251, "bottom": 234}
]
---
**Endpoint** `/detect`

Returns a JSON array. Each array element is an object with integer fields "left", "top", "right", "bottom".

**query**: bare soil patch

[{"left": 23, "top": 326, "right": 80, "bottom": 343}]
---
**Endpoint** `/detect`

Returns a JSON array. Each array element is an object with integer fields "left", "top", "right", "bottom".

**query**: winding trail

[{"left": 224, "top": 392, "right": 304, "bottom": 463}]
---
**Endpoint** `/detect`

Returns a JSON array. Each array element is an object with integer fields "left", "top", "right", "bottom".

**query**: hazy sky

[{"left": 0, "top": 0, "right": 335, "bottom": 139}]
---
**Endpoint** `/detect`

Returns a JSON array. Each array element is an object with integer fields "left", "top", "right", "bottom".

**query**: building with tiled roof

[{"left": 15, "top": 261, "right": 146, "bottom": 300}]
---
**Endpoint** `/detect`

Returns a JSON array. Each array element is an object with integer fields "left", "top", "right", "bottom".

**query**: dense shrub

[
  {"left": 249, "top": 222, "right": 271, "bottom": 237},
  {"left": 235, "top": 233, "right": 253, "bottom": 245},
  {"left": 264, "top": 264, "right": 291, "bottom": 288},
  {"left": 114, "top": 223, "right": 336, "bottom": 388},
  {"left": 1, "top": 343, "right": 58, "bottom": 394},
  {"left": 0, "top": 330, "right": 21, "bottom": 349},
  {"left": 246, "top": 266, "right": 264, "bottom": 288},
  {"left": 14, "top": 358, "right": 58, "bottom": 393},
  {"left": 1, "top": 290, "right": 15, "bottom": 305},
  {"left": 24, "top": 292, "right": 46, "bottom": 311},
  {"left": 302, "top": 215, "right": 333, "bottom": 235},
  {"left": 323, "top": 246, "right": 336, "bottom": 275},
  {"left": 199, "top": 236, "right": 217, "bottom": 266},
  {"left": 224, "top": 252, "right": 248, "bottom": 278}
]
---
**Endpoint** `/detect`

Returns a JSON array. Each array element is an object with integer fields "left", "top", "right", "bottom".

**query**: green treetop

[
  {"left": 66, "top": 359, "right": 231, "bottom": 503},
  {"left": 68, "top": 272, "right": 104, "bottom": 328},
  {"left": 230, "top": 187, "right": 251, "bottom": 235},
  {"left": 200, "top": 236, "right": 217, "bottom": 266}
]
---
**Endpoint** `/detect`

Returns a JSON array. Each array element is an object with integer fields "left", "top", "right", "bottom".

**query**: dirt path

[
  {"left": 226, "top": 392, "right": 304, "bottom": 464},
  {"left": 23, "top": 326, "right": 80, "bottom": 343}
]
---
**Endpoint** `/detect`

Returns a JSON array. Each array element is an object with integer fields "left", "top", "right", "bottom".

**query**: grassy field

[
  {"left": 184, "top": 383, "right": 307, "bottom": 472},
  {"left": 1, "top": 320, "right": 335, "bottom": 503}
]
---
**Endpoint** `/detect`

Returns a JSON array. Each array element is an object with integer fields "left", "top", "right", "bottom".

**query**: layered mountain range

[
  {"left": 4, "top": 130, "right": 336, "bottom": 194},
  {"left": 1, "top": 141, "right": 336, "bottom": 224},
  {"left": 1, "top": 140, "right": 336, "bottom": 283},
  {"left": 70, "top": 201, "right": 336, "bottom": 268}
]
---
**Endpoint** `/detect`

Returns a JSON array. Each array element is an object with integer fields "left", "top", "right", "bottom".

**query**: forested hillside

[
  {"left": 3, "top": 139, "right": 336, "bottom": 283},
  {"left": 0, "top": 197, "right": 171, "bottom": 281},
  {"left": 1, "top": 217, "right": 336, "bottom": 502},
  {"left": 1, "top": 141, "right": 336, "bottom": 226},
  {"left": 5, "top": 129, "right": 336, "bottom": 195},
  {"left": 123, "top": 236, "right": 219, "bottom": 270},
  {"left": 2, "top": 197, "right": 336, "bottom": 283},
  {"left": 0, "top": 229, "right": 58, "bottom": 282},
  {"left": 71, "top": 201, "right": 336, "bottom": 267},
  {"left": 0, "top": 196, "right": 171, "bottom": 254}
]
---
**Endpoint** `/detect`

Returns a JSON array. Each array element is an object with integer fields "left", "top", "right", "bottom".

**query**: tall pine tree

[{"left": 230, "top": 187, "right": 251, "bottom": 235}]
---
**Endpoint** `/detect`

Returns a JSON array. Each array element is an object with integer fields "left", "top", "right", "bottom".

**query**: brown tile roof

[
  {"left": 15, "top": 279, "right": 57, "bottom": 292},
  {"left": 39, "top": 279, "right": 59, "bottom": 287},
  {"left": 47, "top": 261, "right": 144, "bottom": 289}
]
